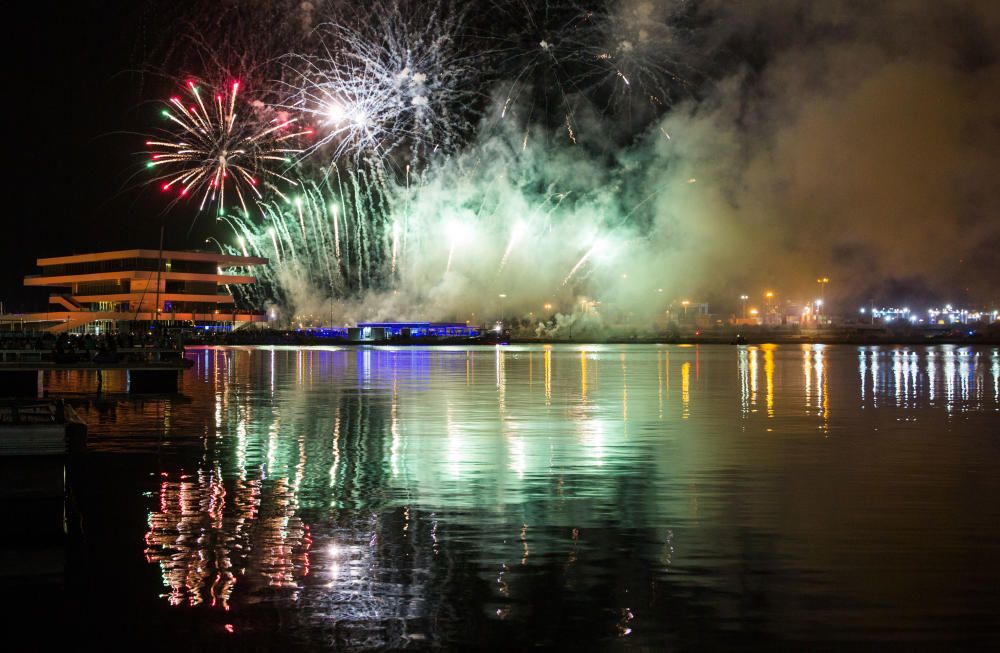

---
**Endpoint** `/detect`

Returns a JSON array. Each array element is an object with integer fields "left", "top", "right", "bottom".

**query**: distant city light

[{"left": 868, "top": 304, "right": 995, "bottom": 326}]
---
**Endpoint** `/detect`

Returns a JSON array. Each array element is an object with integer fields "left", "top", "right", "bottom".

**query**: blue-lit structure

[
  {"left": 302, "top": 327, "right": 349, "bottom": 338},
  {"left": 357, "top": 322, "right": 481, "bottom": 339}
]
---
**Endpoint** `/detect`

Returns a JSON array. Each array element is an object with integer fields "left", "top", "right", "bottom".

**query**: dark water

[{"left": 31, "top": 345, "right": 1000, "bottom": 648}]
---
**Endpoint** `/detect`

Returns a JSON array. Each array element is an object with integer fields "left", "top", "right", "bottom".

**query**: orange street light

[{"left": 816, "top": 278, "right": 830, "bottom": 316}]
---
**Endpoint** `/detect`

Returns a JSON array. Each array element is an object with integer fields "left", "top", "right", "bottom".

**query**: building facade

[{"left": 8, "top": 249, "right": 268, "bottom": 334}]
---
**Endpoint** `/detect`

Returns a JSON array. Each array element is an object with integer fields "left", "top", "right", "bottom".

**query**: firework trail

[
  {"left": 206, "top": 142, "right": 631, "bottom": 326},
  {"left": 212, "top": 167, "right": 395, "bottom": 311},
  {"left": 562, "top": 238, "right": 606, "bottom": 287},
  {"left": 145, "top": 80, "right": 311, "bottom": 215},
  {"left": 497, "top": 220, "right": 527, "bottom": 273}
]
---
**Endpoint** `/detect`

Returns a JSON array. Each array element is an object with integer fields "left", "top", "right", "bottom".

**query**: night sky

[{"left": 2, "top": 3, "right": 214, "bottom": 310}]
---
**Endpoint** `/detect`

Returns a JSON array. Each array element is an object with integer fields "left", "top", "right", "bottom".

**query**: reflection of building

[{"left": 7, "top": 249, "right": 267, "bottom": 333}]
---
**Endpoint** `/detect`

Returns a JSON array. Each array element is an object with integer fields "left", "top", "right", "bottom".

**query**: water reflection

[
  {"left": 763, "top": 344, "right": 775, "bottom": 418},
  {"left": 681, "top": 361, "right": 690, "bottom": 418},
  {"left": 144, "top": 470, "right": 309, "bottom": 607},
  {"left": 800, "top": 345, "right": 829, "bottom": 430},
  {"left": 46, "top": 344, "right": 1000, "bottom": 648},
  {"left": 993, "top": 352, "right": 999, "bottom": 403},
  {"left": 853, "top": 346, "right": 998, "bottom": 413}
]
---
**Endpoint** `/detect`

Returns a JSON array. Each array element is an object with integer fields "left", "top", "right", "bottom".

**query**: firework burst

[
  {"left": 481, "top": 1, "right": 694, "bottom": 139},
  {"left": 145, "top": 80, "right": 312, "bottom": 215},
  {"left": 582, "top": 1, "right": 695, "bottom": 113},
  {"left": 481, "top": 1, "right": 601, "bottom": 136},
  {"left": 283, "top": 0, "right": 478, "bottom": 167}
]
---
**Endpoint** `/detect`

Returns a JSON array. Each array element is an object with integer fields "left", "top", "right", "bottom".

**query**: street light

[
  {"left": 740, "top": 294, "right": 749, "bottom": 319},
  {"left": 681, "top": 299, "right": 691, "bottom": 319},
  {"left": 816, "top": 277, "right": 830, "bottom": 318}
]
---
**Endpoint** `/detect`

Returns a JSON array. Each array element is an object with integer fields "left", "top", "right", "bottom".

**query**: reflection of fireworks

[
  {"left": 285, "top": 0, "right": 477, "bottom": 165},
  {"left": 144, "top": 471, "right": 310, "bottom": 608},
  {"left": 146, "top": 80, "right": 311, "bottom": 215}
]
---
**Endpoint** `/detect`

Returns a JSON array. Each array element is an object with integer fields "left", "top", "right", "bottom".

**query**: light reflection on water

[{"left": 49, "top": 344, "right": 1000, "bottom": 648}]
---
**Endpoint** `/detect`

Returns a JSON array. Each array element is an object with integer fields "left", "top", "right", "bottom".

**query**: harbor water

[{"left": 28, "top": 344, "right": 1000, "bottom": 649}]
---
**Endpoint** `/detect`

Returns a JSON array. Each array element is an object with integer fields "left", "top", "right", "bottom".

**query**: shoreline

[{"left": 188, "top": 332, "right": 1000, "bottom": 347}]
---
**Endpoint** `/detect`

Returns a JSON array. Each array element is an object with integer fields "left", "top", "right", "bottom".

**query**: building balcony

[{"left": 26, "top": 271, "right": 259, "bottom": 287}]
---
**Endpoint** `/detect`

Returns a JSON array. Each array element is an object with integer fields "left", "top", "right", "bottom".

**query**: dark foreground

[{"left": 8, "top": 344, "right": 1000, "bottom": 650}]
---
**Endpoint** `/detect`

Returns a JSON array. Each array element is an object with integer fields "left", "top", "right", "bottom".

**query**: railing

[
  {"left": 0, "top": 400, "right": 63, "bottom": 425},
  {"left": 0, "top": 346, "right": 186, "bottom": 365},
  {"left": 0, "top": 350, "right": 46, "bottom": 363}
]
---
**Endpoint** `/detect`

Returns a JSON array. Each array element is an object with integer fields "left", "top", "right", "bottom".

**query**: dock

[
  {"left": 0, "top": 399, "right": 87, "bottom": 583},
  {"left": 0, "top": 347, "right": 192, "bottom": 396}
]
